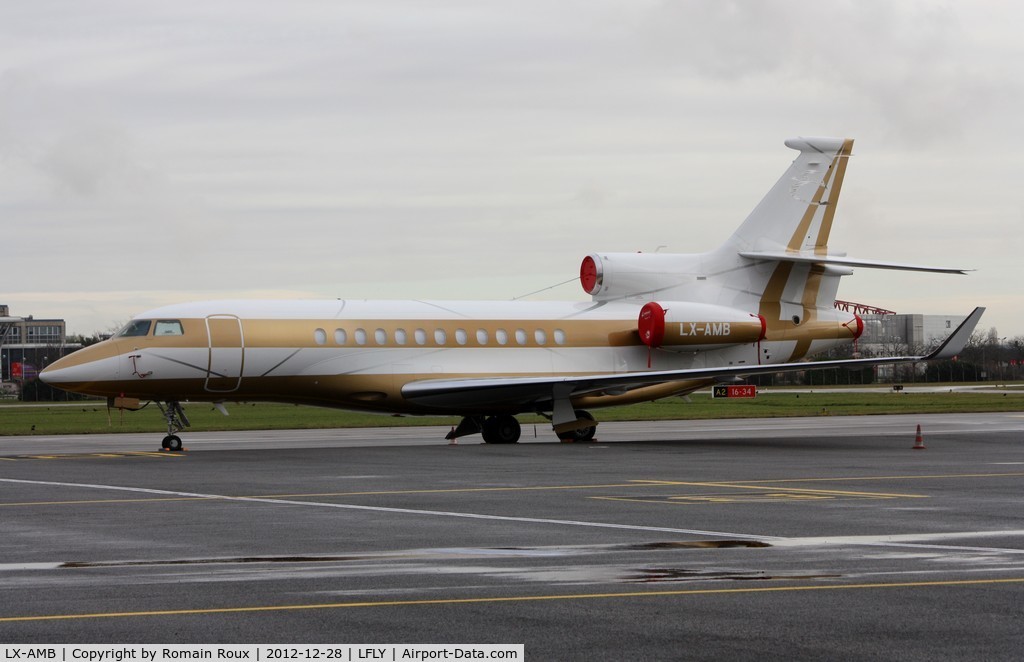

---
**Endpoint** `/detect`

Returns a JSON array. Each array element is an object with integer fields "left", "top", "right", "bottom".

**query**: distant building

[
  {"left": 859, "top": 313, "right": 968, "bottom": 352},
  {"left": 856, "top": 313, "right": 968, "bottom": 381},
  {"left": 0, "top": 304, "right": 79, "bottom": 398},
  {"left": 0, "top": 304, "right": 66, "bottom": 346}
]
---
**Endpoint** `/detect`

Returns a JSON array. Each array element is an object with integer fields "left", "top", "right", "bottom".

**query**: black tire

[
  {"left": 482, "top": 415, "right": 521, "bottom": 444},
  {"left": 560, "top": 410, "right": 597, "bottom": 443},
  {"left": 577, "top": 410, "right": 597, "bottom": 442},
  {"left": 164, "top": 435, "right": 183, "bottom": 452}
]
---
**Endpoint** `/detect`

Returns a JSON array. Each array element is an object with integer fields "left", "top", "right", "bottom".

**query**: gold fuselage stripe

[{"left": 761, "top": 139, "right": 854, "bottom": 360}]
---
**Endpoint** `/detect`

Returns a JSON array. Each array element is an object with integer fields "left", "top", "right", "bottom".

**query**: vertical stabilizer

[
  {"left": 726, "top": 136, "right": 854, "bottom": 256},
  {"left": 581, "top": 138, "right": 856, "bottom": 319},
  {"left": 701, "top": 137, "right": 856, "bottom": 356}
]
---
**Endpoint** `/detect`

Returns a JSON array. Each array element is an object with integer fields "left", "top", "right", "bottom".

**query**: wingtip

[{"left": 926, "top": 307, "right": 986, "bottom": 361}]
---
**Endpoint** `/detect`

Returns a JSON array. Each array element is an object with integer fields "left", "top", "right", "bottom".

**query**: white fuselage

[{"left": 40, "top": 297, "right": 856, "bottom": 415}]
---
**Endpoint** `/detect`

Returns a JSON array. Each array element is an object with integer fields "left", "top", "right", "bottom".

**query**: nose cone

[{"left": 40, "top": 341, "right": 121, "bottom": 396}]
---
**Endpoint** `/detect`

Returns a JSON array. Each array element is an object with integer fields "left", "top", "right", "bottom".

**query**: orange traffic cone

[{"left": 912, "top": 424, "right": 926, "bottom": 450}]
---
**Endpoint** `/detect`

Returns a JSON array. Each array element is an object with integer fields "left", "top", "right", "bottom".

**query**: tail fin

[
  {"left": 707, "top": 137, "right": 966, "bottom": 318},
  {"left": 700, "top": 137, "right": 854, "bottom": 320},
  {"left": 582, "top": 138, "right": 854, "bottom": 306},
  {"left": 583, "top": 137, "right": 966, "bottom": 311},
  {"left": 725, "top": 136, "right": 854, "bottom": 256}
]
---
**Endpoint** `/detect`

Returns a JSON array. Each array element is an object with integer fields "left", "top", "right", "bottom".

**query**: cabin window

[
  {"left": 117, "top": 320, "right": 152, "bottom": 337},
  {"left": 534, "top": 329, "right": 547, "bottom": 345},
  {"left": 496, "top": 329, "right": 509, "bottom": 345},
  {"left": 395, "top": 329, "right": 408, "bottom": 345},
  {"left": 414, "top": 328, "right": 427, "bottom": 345},
  {"left": 554, "top": 329, "right": 567, "bottom": 345},
  {"left": 314, "top": 328, "right": 327, "bottom": 345},
  {"left": 515, "top": 329, "right": 528, "bottom": 345},
  {"left": 455, "top": 329, "right": 468, "bottom": 345},
  {"left": 154, "top": 320, "right": 184, "bottom": 336},
  {"left": 335, "top": 329, "right": 347, "bottom": 345},
  {"left": 355, "top": 328, "right": 368, "bottom": 345},
  {"left": 434, "top": 329, "right": 447, "bottom": 345},
  {"left": 476, "top": 329, "right": 488, "bottom": 345},
  {"left": 374, "top": 329, "right": 387, "bottom": 345}
]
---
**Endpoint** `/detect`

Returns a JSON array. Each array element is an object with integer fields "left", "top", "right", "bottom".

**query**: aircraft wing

[
  {"left": 402, "top": 307, "right": 985, "bottom": 410},
  {"left": 738, "top": 250, "right": 972, "bottom": 274}
]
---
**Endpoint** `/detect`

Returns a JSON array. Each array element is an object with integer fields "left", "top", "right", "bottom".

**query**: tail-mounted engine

[
  {"left": 581, "top": 253, "right": 695, "bottom": 300},
  {"left": 638, "top": 301, "right": 766, "bottom": 351}
]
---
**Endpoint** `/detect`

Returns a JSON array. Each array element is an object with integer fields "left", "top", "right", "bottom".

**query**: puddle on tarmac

[{"left": 57, "top": 539, "right": 774, "bottom": 569}]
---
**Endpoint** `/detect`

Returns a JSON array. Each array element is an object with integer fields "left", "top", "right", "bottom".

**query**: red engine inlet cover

[
  {"left": 638, "top": 302, "right": 666, "bottom": 348},
  {"left": 580, "top": 255, "right": 601, "bottom": 295}
]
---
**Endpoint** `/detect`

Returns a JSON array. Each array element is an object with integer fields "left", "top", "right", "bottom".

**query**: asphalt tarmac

[{"left": 1, "top": 413, "right": 1023, "bottom": 660}]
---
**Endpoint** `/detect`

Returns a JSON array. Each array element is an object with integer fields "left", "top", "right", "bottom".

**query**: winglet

[{"left": 924, "top": 307, "right": 986, "bottom": 360}]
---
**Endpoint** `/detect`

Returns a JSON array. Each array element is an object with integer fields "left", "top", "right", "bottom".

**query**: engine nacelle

[
  {"left": 638, "top": 301, "right": 766, "bottom": 350},
  {"left": 580, "top": 252, "right": 697, "bottom": 299}
]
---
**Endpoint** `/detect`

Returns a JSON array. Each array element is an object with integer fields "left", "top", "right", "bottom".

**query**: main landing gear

[
  {"left": 447, "top": 415, "right": 521, "bottom": 444},
  {"left": 156, "top": 400, "right": 190, "bottom": 451},
  {"left": 446, "top": 410, "right": 597, "bottom": 444},
  {"left": 482, "top": 415, "right": 521, "bottom": 444},
  {"left": 556, "top": 410, "right": 597, "bottom": 443}
]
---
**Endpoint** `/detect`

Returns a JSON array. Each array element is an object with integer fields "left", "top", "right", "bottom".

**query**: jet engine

[
  {"left": 580, "top": 253, "right": 698, "bottom": 300},
  {"left": 637, "top": 301, "right": 766, "bottom": 351}
]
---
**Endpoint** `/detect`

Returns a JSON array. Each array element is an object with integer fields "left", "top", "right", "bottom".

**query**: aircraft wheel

[
  {"left": 559, "top": 410, "right": 597, "bottom": 443},
  {"left": 577, "top": 410, "right": 597, "bottom": 441},
  {"left": 482, "top": 415, "right": 521, "bottom": 444},
  {"left": 163, "top": 435, "right": 183, "bottom": 452}
]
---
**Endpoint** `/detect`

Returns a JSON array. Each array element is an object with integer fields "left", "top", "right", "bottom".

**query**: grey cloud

[
  {"left": 639, "top": 1, "right": 1005, "bottom": 143},
  {"left": 0, "top": 2, "right": 1019, "bottom": 335}
]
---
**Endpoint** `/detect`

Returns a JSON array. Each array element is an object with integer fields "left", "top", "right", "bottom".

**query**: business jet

[{"left": 40, "top": 137, "right": 983, "bottom": 450}]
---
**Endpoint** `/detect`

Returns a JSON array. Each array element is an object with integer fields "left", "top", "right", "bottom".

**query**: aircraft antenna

[{"left": 512, "top": 277, "right": 578, "bottom": 300}]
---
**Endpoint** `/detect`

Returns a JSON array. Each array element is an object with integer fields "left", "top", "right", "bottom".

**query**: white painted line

[
  {"left": 0, "top": 563, "right": 64, "bottom": 571},
  {"left": 0, "top": 478, "right": 780, "bottom": 541},
  {"left": 5, "top": 478, "right": 1022, "bottom": 556},
  {"left": 774, "top": 530, "right": 1024, "bottom": 553}
]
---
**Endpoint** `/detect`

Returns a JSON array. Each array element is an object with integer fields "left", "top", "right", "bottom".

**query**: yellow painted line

[
  {"left": 591, "top": 496, "right": 711, "bottom": 506},
  {"left": 593, "top": 494, "right": 834, "bottom": 505},
  {"left": 628, "top": 480, "right": 923, "bottom": 499},
  {"left": 633, "top": 472, "right": 1024, "bottom": 485},
  {"left": 125, "top": 451, "right": 185, "bottom": 458},
  {"left": 0, "top": 482, "right": 653, "bottom": 509},
  {"left": 9, "top": 473, "right": 1004, "bottom": 508},
  {"left": 594, "top": 494, "right": 836, "bottom": 505},
  {"left": 692, "top": 483, "right": 924, "bottom": 499},
  {"left": 0, "top": 452, "right": 182, "bottom": 462},
  {"left": 0, "top": 476, "right": 927, "bottom": 509},
  {"left": 254, "top": 483, "right": 672, "bottom": 499},
  {"left": 1, "top": 577, "right": 1022, "bottom": 623},
  {"left": 667, "top": 495, "right": 835, "bottom": 506}
]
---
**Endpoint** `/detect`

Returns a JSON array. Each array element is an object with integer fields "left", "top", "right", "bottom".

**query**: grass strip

[{"left": 2, "top": 388, "right": 1022, "bottom": 436}]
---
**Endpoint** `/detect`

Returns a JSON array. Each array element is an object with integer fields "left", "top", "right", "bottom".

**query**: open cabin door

[{"left": 205, "top": 315, "right": 244, "bottom": 392}]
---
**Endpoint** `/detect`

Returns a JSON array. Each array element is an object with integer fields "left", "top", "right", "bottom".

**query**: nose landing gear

[{"left": 157, "top": 400, "right": 189, "bottom": 451}]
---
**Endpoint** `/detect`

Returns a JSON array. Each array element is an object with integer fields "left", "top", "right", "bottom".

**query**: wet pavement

[{"left": 1, "top": 414, "right": 1023, "bottom": 659}]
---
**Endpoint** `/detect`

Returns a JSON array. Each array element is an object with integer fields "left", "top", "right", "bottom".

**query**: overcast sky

[{"left": 2, "top": 1, "right": 1021, "bottom": 338}]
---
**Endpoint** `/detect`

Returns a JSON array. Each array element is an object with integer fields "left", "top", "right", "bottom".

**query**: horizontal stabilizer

[{"left": 738, "top": 251, "right": 971, "bottom": 274}]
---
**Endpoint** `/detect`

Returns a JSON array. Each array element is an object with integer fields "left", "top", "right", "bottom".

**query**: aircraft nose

[{"left": 39, "top": 341, "right": 121, "bottom": 394}]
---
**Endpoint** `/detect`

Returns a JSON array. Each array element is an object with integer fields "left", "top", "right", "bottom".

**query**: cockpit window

[
  {"left": 117, "top": 320, "right": 152, "bottom": 337},
  {"left": 154, "top": 320, "right": 184, "bottom": 336}
]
